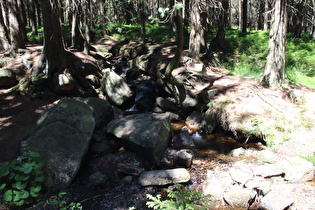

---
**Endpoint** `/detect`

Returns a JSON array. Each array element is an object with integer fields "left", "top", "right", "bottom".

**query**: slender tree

[
  {"left": 0, "top": 0, "right": 10, "bottom": 50},
  {"left": 211, "top": 0, "right": 229, "bottom": 51},
  {"left": 8, "top": 0, "right": 25, "bottom": 54},
  {"left": 262, "top": 0, "right": 288, "bottom": 86},
  {"left": 188, "top": 0, "right": 205, "bottom": 60}
]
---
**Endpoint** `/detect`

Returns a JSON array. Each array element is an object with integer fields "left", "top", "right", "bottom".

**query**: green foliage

[
  {"left": 221, "top": 29, "right": 315, "bottom": 89},
  {"left": 146, "top": 184, "right": 212, "bottom": 210},
  {"left": 106, "top": 23, "right": 173, "bottom": 43},
  {"left": 301, "top": 154, "right": 315, "bottom": 165},
  {"left": 44, "top": 192, "right": 82, "bottom": 210},
  {"left": 0, "top": 152, "right": 49, "bottom": 208}
]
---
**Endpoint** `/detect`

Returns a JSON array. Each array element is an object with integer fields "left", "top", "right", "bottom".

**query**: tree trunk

[
  {"left": 71, "top": 0, "right": 85, "bottom": 51},
  {"left": 84, "top": 0, "right": 91, "bottom": 54},
  {"left": 262, "top": 0, "right": 287, "bottom": 86},
  {"left": 34, "top": 0, "right": 96, "bottom": 96},
  {"left": 8, "top": 0, "right": 25, "bottom": 54},
  {"left": 139, "top": 0, "right": 146, "bottom": 43},
  {"left": 17, "top": 0, "right": 27, "bottom": 42},
  {"left": 27, "top": 0, "right": 38, "bottom": 35},
  {"left": 36, "top": 0, "right": 67, "bottom": 80},
  {"left": 211, "top": 0, "right": 229, "bottom": 52},
  {"left": 263, "top": 0, "right": 269, "bottom": 30},
  {"left": 164, "top": 4, "right": 185, "bottom": 108},
  {"left": 0, "top": 1, "right": 10, "bottom": 50},
  {"left": 189, "top": 0, "right": 205, "bottom": 60},
  {"left": 242, "top": 0, "right": 248, "bottom": 32}
]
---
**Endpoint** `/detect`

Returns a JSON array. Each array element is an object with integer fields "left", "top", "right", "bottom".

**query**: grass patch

[{"left": 220, "top": 29, "right": 315, "bottom": 88}]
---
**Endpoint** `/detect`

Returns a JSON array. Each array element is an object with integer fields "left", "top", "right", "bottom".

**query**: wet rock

[
  {"left": 259, "top": 184, "right": 295, "bottom": 210},
  {"left": 134, "top": 86, "right": 157, "bottom": 112},
  {"left": 173, "top": 130, "right": 195, "bottom": 148},
  {"left": 101, "top": 68, "right": 133, "bottom": 108},
  {"left": 191, "top": 132, "right": 212, "bottom": 148},
  {"left": 277, "top": 156, "right": 314, "bottom": 183},
  {"left": 0, "top": 68, "right": 17, "bottom": 88},
  {"left": 138, "top": 168, "right": 190, "bottom": 186},
  {"left": 230, "top": 147, "right": 252, "bottom": 157},
  {"left": 201, "top": 108, "right": 217, "bottom": 134},
  {"left": 223, "top": 185, "right": 256, "bottom": 208},
  {"left": 203, "top": 169, "right": 234, "bottom": 200},
  {"left": 185, "top": 111, "right": 202, "bottom": 132},
  {"left": 106, "top": 113, "right": 172, "bottom": 164}
]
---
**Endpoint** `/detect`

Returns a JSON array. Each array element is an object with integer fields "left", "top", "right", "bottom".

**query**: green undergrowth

[
  {"left": 0, "top": 152, "right": 51, "bottom": 208},
  {"left": 106, "top": 23, "right": 173, "bottom": 43},
  {"left": 146, "top": 184, "right": 212, "bottom": 210},
  {"left": 220, "top": 28, "right": 315, "bottom": 89}
]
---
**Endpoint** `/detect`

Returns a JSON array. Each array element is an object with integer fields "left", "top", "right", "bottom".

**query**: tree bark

[
  {"left": 71, "top": 0, "right": 85, "bottom": 51},
  {"left": 27, "top": 0, "right": 38, "bottom": 35},
  {"left": 211, "top": 0, "right": 229, "bottom": 52},
  {"left": 262, "top": 0, "right": 287, "bottom": 86},
  {"left": 242, "top": 0, "right": 248, "bottom": 32},
  {"left": 263, "top": 0, "right": 269, "bottom": 30},
  {"left": 0, "top": 1, "right": 10, "bottom": 50},
  {"left": 35, "top": 0, "right": 67, "bottom": 80},
  {"left": 8, "top": 0, "right": 25, "bottom": 54},
  {"left": 188, "top": 0, "right": 205, "bottom": 60}
]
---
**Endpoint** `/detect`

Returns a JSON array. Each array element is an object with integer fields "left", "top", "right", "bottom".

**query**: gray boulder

[
  {"left": 106, "top": 113, "right": 172, "bottom": 164},
  {"left": 201, "top": 108, "right": 217, "bottom": 134},
  {"left": 101, "top": 68, "right": 133, "bottom": 108},
  {"left": 156, "top": 97, "right": 178, "bottom": 112},
  {"left": 0, "top": 68, "right": 17, "bottom": 88},
  {"left": 259, "top": 184, "right": 295, "bottom": 210},
  {"left": 203, "top": 170, "right": 234, "bottom": 200},
  {"left": 277, "top": 156, "right": 314, "bottom": 183},
  {"left": 138, "top": 168, "right": 190, "bottom": 186},
  {"left": 21, "top": 98, "right": 95, "bottom": 189},
  {"left": 223, "top": 185, "right": 256, "bottom": 208}
]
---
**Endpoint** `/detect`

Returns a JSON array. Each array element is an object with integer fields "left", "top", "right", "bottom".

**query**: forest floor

[{"left": 1, "top": 43, "right": 315, "bottom": 209}]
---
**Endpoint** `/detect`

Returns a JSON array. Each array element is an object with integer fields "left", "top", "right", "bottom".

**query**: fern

[{"left": 146, "top": 184, "right": 212, "bottom": 210}]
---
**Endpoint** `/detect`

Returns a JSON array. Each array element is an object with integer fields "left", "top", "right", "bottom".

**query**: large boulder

[
  {"left": 106, "top": 113, "right": 172, "bottom": 164},
  {"left": 0, "top": 68, "right": 17, "bottom": 88},
  {"left": 21, "top": 98, "right": 95, "bottom": 189},
  {"left": 101, "top": 68, "right": 133, "bottom": 108}
]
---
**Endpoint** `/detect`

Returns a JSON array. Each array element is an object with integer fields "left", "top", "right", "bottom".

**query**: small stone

[
  {"left": 176, "top": 150, "right": 193, "bottom": 168},
  {"left": 138, "top": 168, "right": 190, "bottom": 186}
]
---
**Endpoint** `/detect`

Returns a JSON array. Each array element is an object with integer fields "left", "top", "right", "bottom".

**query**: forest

[{"left": 0, "top": 0, "right": 315, "bottom": 209}]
